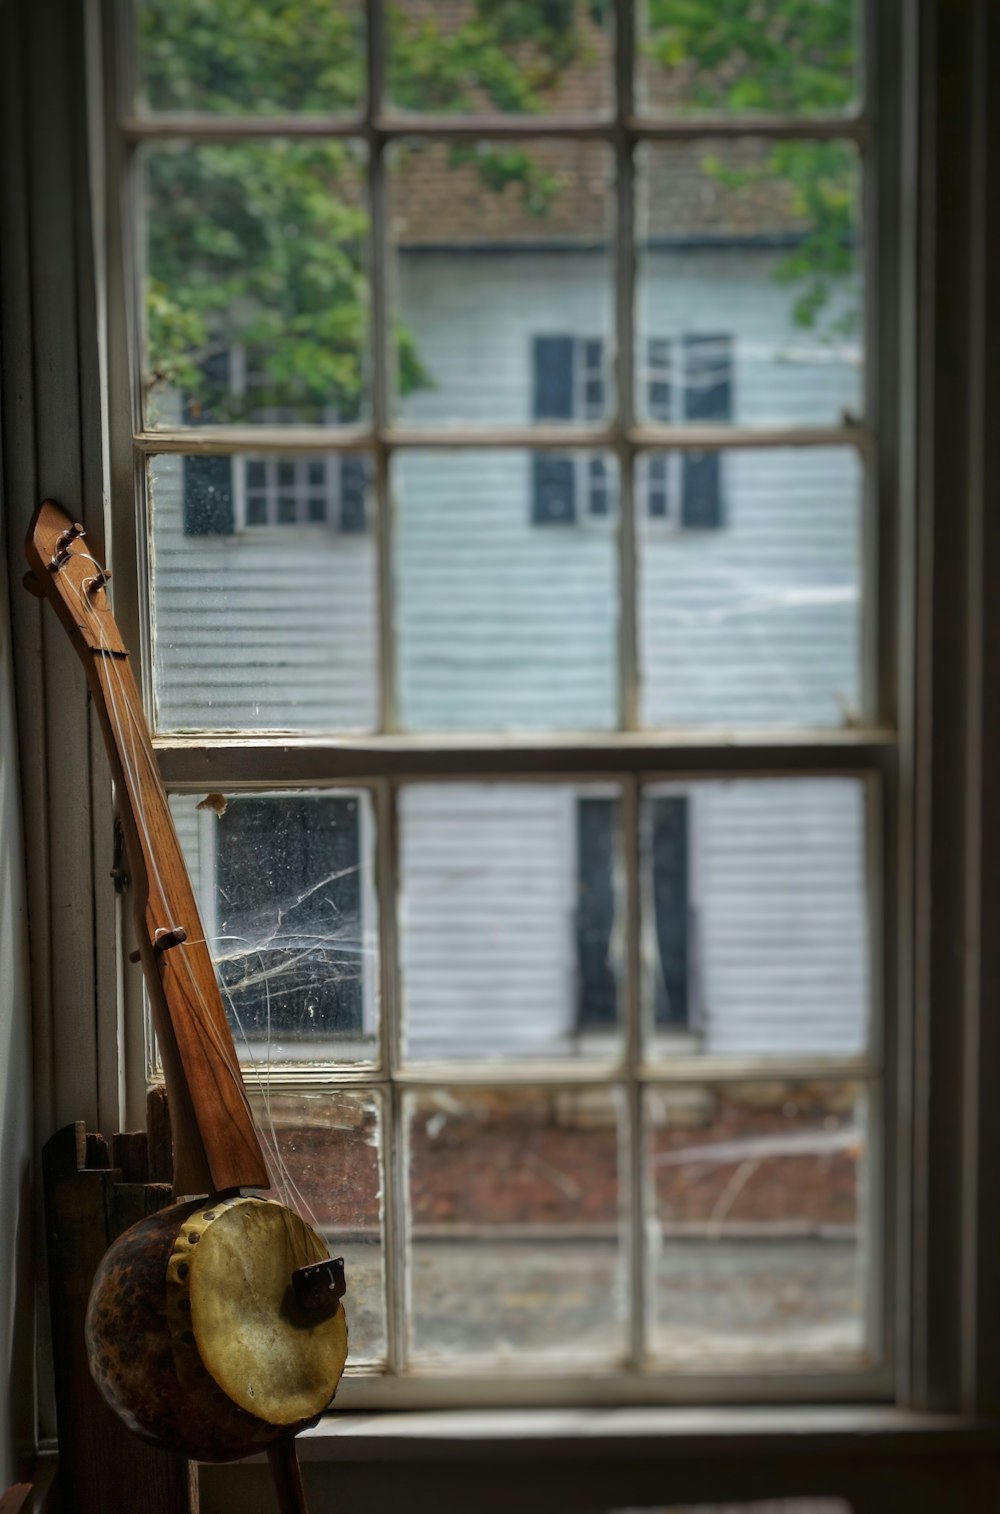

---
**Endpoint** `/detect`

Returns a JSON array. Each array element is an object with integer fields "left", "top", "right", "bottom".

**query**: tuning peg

[
  {"left": 84, "top": 567, "right": 112, "bottom": 595},
  {"left": 50, "top": 522, "right": 86, "bottom": 570}
]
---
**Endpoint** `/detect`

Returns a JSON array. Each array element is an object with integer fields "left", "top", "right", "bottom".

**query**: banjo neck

[{"left": 26, "top": 499, "right": 269, "bottom": 1198}]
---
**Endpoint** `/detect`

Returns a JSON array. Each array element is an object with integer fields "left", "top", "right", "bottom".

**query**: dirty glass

[
  {"left": 247, "top": 1088, "right": 386, "bottom": 1362},
  {"left": 393, "top": 452, "right": 619, "bottom": 732},
  {"left": 142, "top": 141, "right": 369, "bottom": 429},
  {"left": 169, "top": 790, "right": 379, "bottom": 1064},
  {"left": 398, "top": 784, "right": 625, "bottom": 1061},
  {"left": 636, "top": 140, "right": 863, "bottom": 429},
  {"left": 135, "top": 0, "right": 366, "bottom": 116},
  {"left": 148, "top": 454, "right": 378, "bottom": 733},
  {"left": 637, "top": 0, "right": 860, "bottom": 118},
  {"left": 388, "top": 139, "right": 615, "bottom": 425},
  {"left": 405, "top": 1086, "right": 626, "bottom": 1363},
  {"left": 646, "top": 1081, "right": 868, "bottom": 1365},
  {"left": 386, "top": 0, "right": 614, "bottom": 117},
  {"left": 640, "top": 778, "right": 870, "bottom": 1058},
  {"left": 637, "top": 449, "right": 862, "bottom": 730}
]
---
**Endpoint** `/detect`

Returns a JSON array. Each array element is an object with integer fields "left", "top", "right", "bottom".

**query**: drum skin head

[{"left": 172, "top": 1195, "right": 348, "bottom": 1425}]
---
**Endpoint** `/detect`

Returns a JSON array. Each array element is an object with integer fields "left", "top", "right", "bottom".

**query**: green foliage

[
  {"left": 141, "top": 0, "right": 860, "bottom": 419},
  {"left": 644, "top": 0, "right": 859, "bottom": 335},
  {"left": 140, "top": 0, "right": 600, "bottom": 416}
]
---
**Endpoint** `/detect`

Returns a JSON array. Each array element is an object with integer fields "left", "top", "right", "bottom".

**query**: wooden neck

[{"left": 26, "top": 500, "right": 269, "bottom": 1198}]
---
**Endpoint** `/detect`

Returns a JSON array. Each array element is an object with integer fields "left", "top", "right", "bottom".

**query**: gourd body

[{"left": 85, "top": 1194, "right": 348, "bottom": 1463}]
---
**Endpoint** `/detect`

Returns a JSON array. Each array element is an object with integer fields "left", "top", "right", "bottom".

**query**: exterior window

[
  {"left": 532, "top": 332, "right": 732, "bottom": 526},
  {"left": 214, "top": 795, "right": 365, "bottom": 1042},
  {"left": 183, "top": 451, "right": 369, "bottom": 533},
  {"left": 122, "top": 0, "right": 885, "bottom": 1404}
]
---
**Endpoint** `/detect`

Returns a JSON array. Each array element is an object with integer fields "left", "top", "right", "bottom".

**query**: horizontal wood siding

[
  {"left": 398, "top": 785, "right": 578, "bottom": 1059},
  {"left": 150, "top": 454, "right": 378, "bottom": 732},
  {"left": 153, "top": 246, "right": 867, "bottom": 1057}
]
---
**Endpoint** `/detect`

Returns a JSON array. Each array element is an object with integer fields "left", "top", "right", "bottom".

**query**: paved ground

[{"left": 339, "top": 1236, "right": 863, "bottom": 1367}]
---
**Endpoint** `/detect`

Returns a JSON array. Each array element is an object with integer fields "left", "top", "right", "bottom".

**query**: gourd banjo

[{"left": 25, "top": 499, "right": 348, "bottom": 1513}]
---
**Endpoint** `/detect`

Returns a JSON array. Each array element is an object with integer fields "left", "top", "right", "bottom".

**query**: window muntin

[{"left": 123, "top": 0, "right": 885, "bottom": 1399}]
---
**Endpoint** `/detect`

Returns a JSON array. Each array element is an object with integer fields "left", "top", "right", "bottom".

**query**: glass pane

[
  {"left": 406, "top": 1087, "right": 626, "bottom": 1363},
  {"left": 387, "top": 1, "right": 612, "bottom": 116},
  {"left": 399, "top": 784, "right": 625, "bottom": 1062},
  {"left": 148, "top": 454, "right": 378, "bottom": 732},
  {"left": 640, "top": 779, "right": 870, "bottom": 1059},
  {"left": 393, "top": 451, "right": 618, "bottom": 731},
  {"left": 637, "top": 448, "right": 861, "bottom": 728},
  {"left": 169, "top": 790, "right": 379, "bottom": 1064},
  {"left": 135, "top": 0, "right": 366, "bottom": 116},
  {"left": 637, "top": 0, "right": 860, "bottom": 117},
  {"left": 143, "top": 142, "right": 368, "bottom": 427},
  {"left": 388, "top": 141, "right": 614, "bottom": 425},
  {"left": 636, "top": 140, "right": 863, "bottom": 427},
  {"left": 647, "top": 1081, "right": 869, "bottom": 1366},
  {"left": 247, "top": 1089, "right": 385, "bottom": 1362}
]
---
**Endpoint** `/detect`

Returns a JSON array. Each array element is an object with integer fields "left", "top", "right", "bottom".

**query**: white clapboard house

[{"left": 157, "top": 137, "right": 869, "bottom": 1063}]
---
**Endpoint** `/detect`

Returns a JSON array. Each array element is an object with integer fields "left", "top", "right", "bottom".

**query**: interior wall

[{"left": 0, "top": 473, "right": 36, "bottom": 1483}]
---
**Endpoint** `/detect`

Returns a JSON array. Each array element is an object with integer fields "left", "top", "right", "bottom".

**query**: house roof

[
  {"left": 387, "top": 4, "right": 846, "bottom": 249},
  {"left": 390, "top": 137, "right": 820, "bottom": 250}
]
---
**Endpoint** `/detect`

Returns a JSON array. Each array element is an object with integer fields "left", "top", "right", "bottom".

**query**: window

[
  {"left": 210, "top": 794, "right": 371, "bottom": 1047},
  {"left": 114, "top": 0, "right": 891, "bottom": 1406},
  {"left": 532, "top": 333, "right": 732, "bottom": 525}
]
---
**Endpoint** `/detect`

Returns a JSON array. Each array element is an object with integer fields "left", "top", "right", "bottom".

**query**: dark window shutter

[
  {"left": 183, "top": 454, "right": 234, "bottom": 535},
  {"left": 682, "top": 333, "right": 731, "bottom": 529},
  {"left": 339, "top": 456, "right": 368, "bottom": 533},
  {"left": 216, "top": 796, "right": 363, "bottom": 1038},
  {"left": 532, "top": 335, "right": 575, "bottom": 420},
  {"left": 532, "top": 455, "right": 576, "bottom": 525},
  {"left": 576, "top": 798, "right": 617, "bottom": 1029},
  {"left": 651, "top": 796, "right": 690, "bottom": 1028}
]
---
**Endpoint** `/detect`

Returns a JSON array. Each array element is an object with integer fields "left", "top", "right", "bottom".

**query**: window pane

[
  {"left": 637, "top": 0, "right": 860, "bottom": 118},
  {"left": 406, "top": 1087, "right": 626, "bottom": 1363},
  {"left": 247, "top": 1089, "right": 385, "bottom": 1363},
  {"left": 142, "top": 142, "right": 368, "bottom": 428},
  {"left": 637, "top": 448, "right": 861, "bottom": 728},
  {"left": 148, "top": 454, "right": 377, "bottom": 732},
  {"left": 394, "top": 451, "right": 618, "bottom": 732},
  {"left": 169, "top": 790, "right": 379, "bottom": 1065},
  {"left": 641, "top": 780, "right": 870, "bottom": 1060},
  {"left": 388, "top": 141, "right": 614, "bottom": 425},
  {"left": 636, "top": 141, "right": 863, "bottom": 427},
  {"left": 135, "top": 0, "right": 366, "bottom": 116},
  {"left": 386, "top": 2, "right": 612, "bottom": 116},
  {"left": 646, "top": 1081, "right": 869, "bottom": 1366},
  {"left": 399, "top": 784, "right": 625, "bottom": 1062}
]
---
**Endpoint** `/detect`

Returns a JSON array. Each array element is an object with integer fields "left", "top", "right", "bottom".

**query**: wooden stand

[{"left": 42, "top": 1092, "right": 198, "bottom": 1514}]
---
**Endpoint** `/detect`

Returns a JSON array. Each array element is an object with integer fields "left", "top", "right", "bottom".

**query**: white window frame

[
  {"left": 104, "top": 0, "right": 896, "bottom": 1411},
  {"left": 9, "top": 0, "right": 1000, "bottom": 1500}
]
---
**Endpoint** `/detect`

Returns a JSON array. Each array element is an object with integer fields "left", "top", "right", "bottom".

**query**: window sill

[
  {"left": 198, "top": 1408, "right": 1000, "bottom": 1514},
  {"left": 287, "top": 1406, "right": 996, "bottom": 1463}
]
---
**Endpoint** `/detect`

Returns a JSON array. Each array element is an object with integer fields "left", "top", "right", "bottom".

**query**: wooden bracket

[{"left": 42, "top": 1092, "right": 197, "bottom": 1514}]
